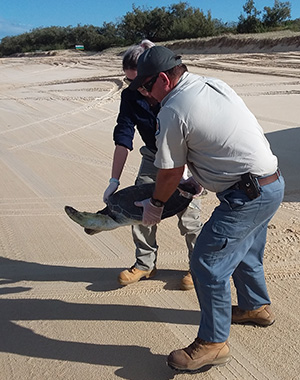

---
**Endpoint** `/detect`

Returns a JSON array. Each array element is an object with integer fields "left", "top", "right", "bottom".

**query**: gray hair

[{"left": 122, "top": 39, "right": 155, "bottom": 71}]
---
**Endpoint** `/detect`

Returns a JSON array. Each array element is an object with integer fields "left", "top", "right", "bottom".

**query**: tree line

[{"left": 0, "top": 1, "right": 298, "bottom": 57}]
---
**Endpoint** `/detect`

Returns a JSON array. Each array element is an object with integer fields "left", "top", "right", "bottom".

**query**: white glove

[
  {"left": 134, "top": 198, "right": 164, "bottom": 226},
  {"left": 103, "top": 178, "right": 120, "bottom": 203},
  {"left": 180, "top": 176, "right": 204, "bottom": 197}
]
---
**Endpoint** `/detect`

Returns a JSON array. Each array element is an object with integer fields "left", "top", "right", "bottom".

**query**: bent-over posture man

[{"left": 130, "top": 46, "right": 285, "bottom": 372}]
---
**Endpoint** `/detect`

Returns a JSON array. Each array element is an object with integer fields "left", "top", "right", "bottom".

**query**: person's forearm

[
  {"left": 111, "top": 145, "right": 129, "bottom": 180},
  {"left": 153, "top": 166, "right": 184, "bottom": 203}
]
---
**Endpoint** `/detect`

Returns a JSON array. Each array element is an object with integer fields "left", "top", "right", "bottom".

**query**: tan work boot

[
  {"left": 232, "top": 304, "right": 275, "bottom": 326},
  {"left": 168, "top": 338, "right": 231, "bottom": 372},
  {"left": 118, "top": 266, "right": 157, "bottom": 286},
  {"left": 181, "top": 271, "right": 194, "bottom": 290}
]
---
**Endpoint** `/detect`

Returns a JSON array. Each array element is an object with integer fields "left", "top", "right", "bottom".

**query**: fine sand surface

[{"left": 0, "top": 34, "right": 299, "bottom": 379}]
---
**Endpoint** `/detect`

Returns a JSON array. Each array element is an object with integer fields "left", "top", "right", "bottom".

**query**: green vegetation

[
  {"left": 237, "top": 0, "right": 293, "bottom": 33},
  {"left": 0, "top": 1, "right": 298, "bottom": 57}
]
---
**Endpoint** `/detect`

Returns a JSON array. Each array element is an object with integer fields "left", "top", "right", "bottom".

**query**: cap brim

[{"left": 129, "top": 75, "right": 147, "bottom": 91}]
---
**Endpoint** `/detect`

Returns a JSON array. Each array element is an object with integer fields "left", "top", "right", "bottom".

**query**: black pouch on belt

[{"left": 239, "top": 173, "right": 261, "bottom": 200}]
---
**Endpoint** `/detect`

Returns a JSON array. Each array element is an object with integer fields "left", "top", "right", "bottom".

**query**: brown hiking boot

[
  {"left": 231, "top": 305, "right": 275, "bottom": 326},
  {"left": 181, "top": 271, "right": 194, "bottom": 290},
  {"left": 168, "top": 338, "right": 231, "bottom": 372},
  {"left": 118, "top": 266, "right": 157, "bottom": 286}
]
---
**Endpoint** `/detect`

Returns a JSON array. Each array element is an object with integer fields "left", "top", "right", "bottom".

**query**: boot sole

[
  {"left": 180, "top": 284, "right": 194, "bottom": 291},
  {"left": 167, "top": 355, "right": 231, "bottom": 373},
  {"left": 232, "top": 319, "right": 275, "bottom": 327}
]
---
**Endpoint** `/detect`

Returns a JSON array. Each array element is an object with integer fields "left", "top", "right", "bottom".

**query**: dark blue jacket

[{"left": 113, "top": 88, "right": 160, "bottom": 152}]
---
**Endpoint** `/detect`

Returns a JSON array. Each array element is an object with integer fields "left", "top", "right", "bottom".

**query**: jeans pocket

[
  {"left": 220, "top": 189, "right": 250, "bottom": 210},
  {"left": 211, "top": 214, "right": 252, "bottom": 240}
]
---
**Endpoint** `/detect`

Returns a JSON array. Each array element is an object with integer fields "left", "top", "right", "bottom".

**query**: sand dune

[
  {"left": 166, "top": 30, "right": 300, "bottom": 54},
  {"left": 0, "top": 34, "right": 299, "bottom": 379}
]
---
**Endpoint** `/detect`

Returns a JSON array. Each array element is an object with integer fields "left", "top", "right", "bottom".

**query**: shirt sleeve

[
  {"left": 113, "top": 90, "right": 136, "bottom": 151},
  {"left": 154, "top": 107, "right": 188, "bottom": 169}
]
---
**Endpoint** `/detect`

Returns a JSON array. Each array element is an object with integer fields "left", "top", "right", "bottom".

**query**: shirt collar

[{"left": 161, "top": 72, "right": 189, "bottom": 106}]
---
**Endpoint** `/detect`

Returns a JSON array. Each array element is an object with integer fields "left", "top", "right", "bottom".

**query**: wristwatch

[{"left": 150, "top": 197, "right": 165, "bottom": 207}]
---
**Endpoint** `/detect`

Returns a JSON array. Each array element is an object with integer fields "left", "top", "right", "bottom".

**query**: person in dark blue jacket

[{"left": 103, "top": 40, "right": 202, "bottom": 289}]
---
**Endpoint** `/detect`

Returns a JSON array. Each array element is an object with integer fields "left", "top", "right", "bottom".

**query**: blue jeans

[{"left": 191, "top": 174, "right": 285, "bottom": 342}]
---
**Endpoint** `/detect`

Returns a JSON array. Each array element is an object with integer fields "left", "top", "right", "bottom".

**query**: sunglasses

[
  {"left": 141, "top": 74, "right": 159, "bottom": 92},
  {"left": 123, "top": 77, "right": 133, "bottom": 86}
]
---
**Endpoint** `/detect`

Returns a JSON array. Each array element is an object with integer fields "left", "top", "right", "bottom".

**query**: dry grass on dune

[{"left": 164, "top": 30, "right": 300, "bottom": 54}]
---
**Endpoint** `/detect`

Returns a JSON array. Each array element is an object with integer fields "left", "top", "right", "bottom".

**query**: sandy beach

[{"left": 0, "top": 33, "right": 299, "bottom": 379}]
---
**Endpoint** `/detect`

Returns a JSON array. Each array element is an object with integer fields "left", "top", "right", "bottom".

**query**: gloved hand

[
  {"left": 103, "top": 178, "right": 120, "bottom": 203},
  {"left": 134, "top": 198, "right": 164, "bottom": 226},
  {"left": 180, "top": 176, "right": 204, "bottom": 197}
]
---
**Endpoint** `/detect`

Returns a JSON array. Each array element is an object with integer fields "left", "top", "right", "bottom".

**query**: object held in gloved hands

[{"left": 65, "top": 182, "right": 196, "bottom": 234}]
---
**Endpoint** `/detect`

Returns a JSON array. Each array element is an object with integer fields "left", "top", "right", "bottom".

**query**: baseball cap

[{"left": 129, "top": 46, "right": 182, "bottom": 91}]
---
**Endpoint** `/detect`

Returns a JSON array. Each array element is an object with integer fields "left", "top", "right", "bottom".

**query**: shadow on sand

[
  {"left": 0, "top": 257, "right": 201, "bottom": 379},
  {"left": 266, "top": 127, "right": 300, "bottom": 202},
  {"left": 0, "top": 256, "right": 192, "bottom": 293},
  {"left": 0, "top": 320, "right": 175, "bottom": 380}
]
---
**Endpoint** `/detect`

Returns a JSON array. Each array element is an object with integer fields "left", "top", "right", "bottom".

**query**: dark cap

[{"left": 129, "top": 46, "right": 182, "bottom": 91}]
